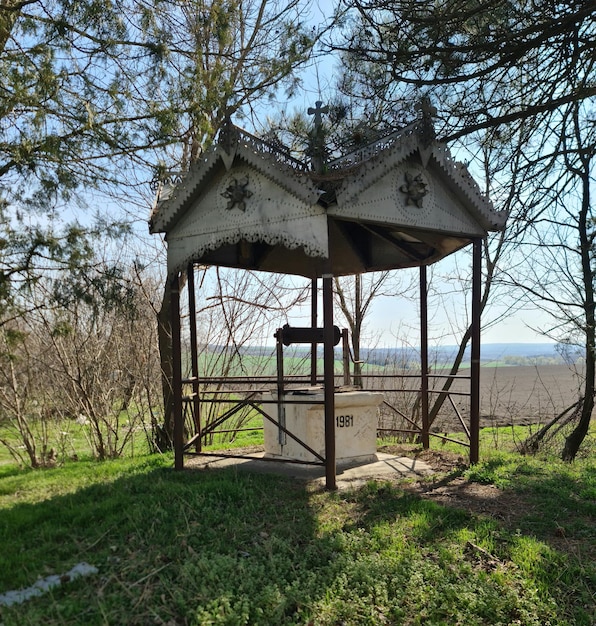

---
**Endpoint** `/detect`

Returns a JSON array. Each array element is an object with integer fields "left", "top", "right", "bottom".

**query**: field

[
  {"left": 357, "top": 362, "right": 586, "bottom": 450},
  {"left": 0, "top": 359, "right": 594, "bottom": 624},
  {"left": 0, "top": 363, "right": 586, "bottom": 469},
  {"left": 477, "top": 364, "right": 582, "bottom": 427}
]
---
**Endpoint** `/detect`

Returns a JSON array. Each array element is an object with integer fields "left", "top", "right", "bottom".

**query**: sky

[
  {"left": 267, "top": 261, "right": 555, "bottom": 350},
  {"left": 367, "top": 282, "right": 556, "bottom": 347}
]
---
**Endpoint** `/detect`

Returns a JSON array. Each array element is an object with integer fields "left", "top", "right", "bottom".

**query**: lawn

[{"left": 0, "top": 434, "right": 594, "bottom": 625}]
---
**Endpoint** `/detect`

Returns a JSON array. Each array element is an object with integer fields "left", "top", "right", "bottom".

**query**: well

[{"left": 264, "top": 388, "right": 384, "bottom": 463}]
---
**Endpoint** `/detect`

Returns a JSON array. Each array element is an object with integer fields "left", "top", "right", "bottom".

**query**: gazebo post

[
  {"left": 420, "top": 265, "right": 430, "bottom": 449},
  {"left": 322, "top": 274, "right": 337, "bottom": 490},
  {"left": 311, "top": 278, "right": 318, "bottom": 385},
  {"left": 470, "top": 238, "right": 482, "bottom": 464},
  {"left": 170, "top": 273, "right": 184, "bottom": 470}
]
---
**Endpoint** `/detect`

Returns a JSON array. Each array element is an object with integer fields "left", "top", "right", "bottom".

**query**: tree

[
  {"left": 508, "top": 101, "right": 596, "bottom": 461},
  {"left": 1, "top": 0, "right": 322, "bottom": 449},
  {"left": 0, "top": 0, "right": 165, "bottom": 205},
  {"left": 331, "top": 1, "right": 596, "bottom": 140},
  {"left": 334, "top": 272, "right": 416, "bottom": 387},
  {"left": 0, "top": 0, "right": 176, "bottom": 341},
  {"left": 147, "top": 0, "right": 321, "bottom": 446},
  {"left": 0, "top": 245, "right": 163, "bottom": 465},
  {"left": 143, "top": 0, "right": 317, "bottom": 169},
  {"left": 559, "top": 109, "right": 595, "bottom": 461}
]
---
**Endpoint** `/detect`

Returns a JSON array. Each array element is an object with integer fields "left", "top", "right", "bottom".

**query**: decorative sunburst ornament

[
  {"left": 222, "top": 177, "right": 253, "bottom": 211},
  {"left": 400, "top": 172, "right": 428, "bottom": 208}
]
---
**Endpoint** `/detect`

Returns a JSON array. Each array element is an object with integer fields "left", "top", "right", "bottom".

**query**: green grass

[
  {"left": 0, "top": 438, "right": 594, "bottom": 625},
  {"left": 0, "top": 418, "right": 154, "bottom": 466},
  {"left": 201, "top": 412, "right": 265, "bottom": 451}
]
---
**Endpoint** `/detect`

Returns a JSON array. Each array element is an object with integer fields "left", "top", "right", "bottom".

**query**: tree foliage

[
  {"left": 139, "top": 0, "right": 319, "bottom": 446},
  {"left": 332, "top": 0, "right": 596, "bottom": 458},
  {"left": 0, "top": 250, "right": 162, "bottom": 466},
  {"left": 333, "top": 0, "right": 596, "bottom": 140}
]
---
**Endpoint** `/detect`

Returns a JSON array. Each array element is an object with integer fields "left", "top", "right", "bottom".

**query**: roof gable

[
  {"left": 149, "top": 112, "right": 507, "bottom": 278},
  {"left": 150, "top": 123, "right": 320, "bottom": 235}
]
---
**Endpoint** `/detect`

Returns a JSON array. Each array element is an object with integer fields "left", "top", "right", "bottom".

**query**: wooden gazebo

[{"left": 150, "top": 103, "right": 507, "bottom": 489}]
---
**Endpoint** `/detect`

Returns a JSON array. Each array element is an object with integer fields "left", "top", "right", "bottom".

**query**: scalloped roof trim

[
  {"left": 229, "top": 138, "right": 320, "bottom": 205},
  {"left": 336, "top": 130, "right": 420, "bottom": 205},
  {"left": 167, "top": 230, "right": 328, "bottom": 279},
  {"left": 151, "top": 133, "right": 320, "bottom": 235},
  {"left": 433, "top": 145, "right": 507, "bottom": 230}
]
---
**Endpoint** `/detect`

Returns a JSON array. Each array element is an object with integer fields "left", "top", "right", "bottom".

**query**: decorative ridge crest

[
  {"left": 219, "top": 124, "right": 319, "bottom": 205},
  {"left": 328, "top": 121, "right": 419, "bottom": 171},
  {"left": 220, "top": 122, "right": 308, "bottom": 171},
  {"left": 336, "top": 129, "right": 421, "bottom": 205}
]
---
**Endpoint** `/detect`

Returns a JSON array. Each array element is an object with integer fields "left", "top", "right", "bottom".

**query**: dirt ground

[
  {"left": 375, "top": 365, "right": 590, "bottom": 560},
  {"left": 194, "top": 366, "right": 590, "bottom": 564},
  {"left": 383, "top": 363, "right": 584, "bottom": 434},
  {"left": 378, "top": 444, "right": 508, "bottom": 519},
  {"left": 477, "top": 363, "right": 582, "bottom": 426}
]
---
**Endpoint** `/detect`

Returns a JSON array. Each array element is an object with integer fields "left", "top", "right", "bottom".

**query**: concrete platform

[{"left": 184, "top": 451, "right": 433, "bottom": 490}]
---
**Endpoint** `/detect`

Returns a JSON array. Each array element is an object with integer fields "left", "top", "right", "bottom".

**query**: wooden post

[
  {"left": 170, "top": 273, "right": 184, "bottom": 470},
  {"left": 311, "top": 278, "right": 318, "bottom": 385},
  {"left": 420, "top": 265, "right": 430, "bottom": 449},
  {"left": 470, "top": 239, "right": 482, "bottom": 464},
  {"left": 323, "top": 274, "right": 337, "bottom": 490}
]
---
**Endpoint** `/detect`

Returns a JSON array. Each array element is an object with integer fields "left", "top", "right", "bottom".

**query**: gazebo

[{"left": 150, "top": 101, "right": 507, "bottom": 489}]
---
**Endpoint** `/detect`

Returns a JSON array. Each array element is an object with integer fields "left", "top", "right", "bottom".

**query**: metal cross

[
  {"left": 307, "top": 101, "right": 329, "bottom": 173},
  {"left": 415, "top": 96, "right": 437, "bottom": 148},
  {"left": 415, "top": 96, "right": 437, "bottom": 119},
  {"left": 308, "top": 100, "right": 329, "bottom": 132}
]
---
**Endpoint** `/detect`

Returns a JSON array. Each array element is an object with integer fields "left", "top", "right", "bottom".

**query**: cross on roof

[
  {"left": 415, "top": 96, "right": 437, "bottom": 119},
  {"left": 307, "top": 100, "right": 329, "bottom": 132},
  {"left": 415, "top": 96, "right": 437, "bottom": 148},
  {"left": 307, "top": 101, "right": 329, "bottom": 174}
]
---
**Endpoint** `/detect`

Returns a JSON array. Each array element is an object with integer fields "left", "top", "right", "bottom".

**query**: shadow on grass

[
  {"left": 0, "top": 456, "right": 593, "bottom": 625},
  {"left": 1, "top": 461, "right": 328, "bottom": 625}
]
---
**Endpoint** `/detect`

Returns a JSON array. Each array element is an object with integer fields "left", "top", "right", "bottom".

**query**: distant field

[{"left": 0, "top": 362, "right": 584, "bottom": 467}]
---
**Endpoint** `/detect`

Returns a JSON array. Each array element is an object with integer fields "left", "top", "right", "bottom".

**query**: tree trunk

[
  {"left": 156, "top": 282, "right": 173, "bottom": 450},
  {"left": 562, "top": 147, "right": 594, "bottom": 461},
  {"left": 561, "top": 392, "right": 593, "bottom": 461},
  {"left": 521, "top": 400, "right": 580, "bottom": 454},
  {"left": 427, "top": 325, "right": 472, "bottom": 427},
  {"left": 353, "top": 275, "right": 363, "bottom": 387},
  {"left": 0, "top": 0, "right": 21, "bottom": 55}
]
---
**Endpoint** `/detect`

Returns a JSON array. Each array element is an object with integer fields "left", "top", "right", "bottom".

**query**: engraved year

[{"left": 336, "top": 414, "right": 354, "bottom": 428}]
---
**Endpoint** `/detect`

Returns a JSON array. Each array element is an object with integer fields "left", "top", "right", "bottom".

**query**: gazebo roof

[{"left": 150, "top": 112, "right": 506, "bottom": 279}]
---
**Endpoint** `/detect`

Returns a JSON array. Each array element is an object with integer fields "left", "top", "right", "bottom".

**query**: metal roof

[{"left": 150, "top": 116, "right": 506, "bottom": 279}]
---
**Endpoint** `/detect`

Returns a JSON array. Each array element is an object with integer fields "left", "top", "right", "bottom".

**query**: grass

[
  {"left": 0, "top": 418, "right": 154, "bottom": 467},
  {"left": 0, "top": 431, "right": 594, "bottom": 625}
]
